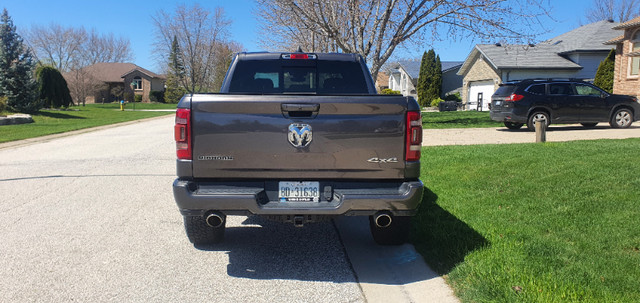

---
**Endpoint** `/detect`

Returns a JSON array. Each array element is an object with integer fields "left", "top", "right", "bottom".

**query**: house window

[
  {"left": 630, "top": 30, "right": 640, "bottom": 76},
  {"left": 132, "top": 76, "right": 142, "bottom": 90}
]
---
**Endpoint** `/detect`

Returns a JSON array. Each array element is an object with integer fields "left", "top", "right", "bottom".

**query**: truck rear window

[{"left": 228, "top": 60, "right": 369, "bottom": 94}]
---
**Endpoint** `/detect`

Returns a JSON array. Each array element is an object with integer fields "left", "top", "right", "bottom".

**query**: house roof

[
  {"left": 389, "top": 60, "right": 464, "bottom": 80},
  {"left": 604, "top": 35, "right": 626, "bottom": 45},
  {"left": 538, "top": 19, "right": 620, "bottom": 53},
  {"left": 612, "top": 16, "right": 640, "bottom": 30},
  {"left": 72, "top": 63, "right": 165, "bottom": 83},
  {"left": 458, "top": 20, "right": 619, "bottom": 75}
]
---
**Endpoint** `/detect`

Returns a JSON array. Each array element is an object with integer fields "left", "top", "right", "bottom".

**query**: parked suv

[{"left": 490, "top": 79, "right": 640, "bottom": 131}]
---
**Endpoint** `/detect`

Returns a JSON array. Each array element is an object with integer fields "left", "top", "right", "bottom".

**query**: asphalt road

[{"left": 0, "top": 116, "right": 457, "bottom": 303}]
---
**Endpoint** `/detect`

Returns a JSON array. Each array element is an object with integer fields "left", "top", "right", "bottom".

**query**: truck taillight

[
  {"left": 175, "top": 108, "right": 191, "bottom": 160},
  {"left": 405, "top": 111, "right": 422, "bottom": 162}
]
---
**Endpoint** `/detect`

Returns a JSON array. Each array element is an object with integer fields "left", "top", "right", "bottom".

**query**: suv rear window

[
  {"left": 229, "top": 60, "right": 369, "bottom": 94},
  {"left": 493, "top": 84, "right": 517, "bottom": 96},
  {"left": 526, "top": 84, "right": 546, "bottom": 95},
  {"left": 548, "top": 83, "right": 574, "bottom": 95}
]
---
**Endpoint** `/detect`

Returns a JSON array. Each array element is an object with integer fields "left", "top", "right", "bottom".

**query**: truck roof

[{"left": 236, "top": 52, "right": 363, "bottom": 62}]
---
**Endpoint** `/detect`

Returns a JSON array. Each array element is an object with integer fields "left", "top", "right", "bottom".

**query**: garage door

[{"left": 468, "top": 80, "right": 495, "bottom": 111}]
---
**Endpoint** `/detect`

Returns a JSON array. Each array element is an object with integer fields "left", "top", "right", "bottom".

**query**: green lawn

[
  {"left": 423, "top": 110, "right": 503, "bottom": 129},
  {"left": 412, "top": 139, "right": 640, "bottom": 302},
  {"left": 0, "top": 103, "right": 176, "bottom": 143}
]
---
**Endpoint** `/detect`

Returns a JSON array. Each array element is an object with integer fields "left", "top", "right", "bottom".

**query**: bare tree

[
  {"left": 255, "top": 0, "right": 553, "bottom": 80},
  {"left": 586, "top": 0, "right": 639, "bottom": 23},
  {"left": 152, "top": 4, "right": 237, "bottom": 93},
  {"left": 25, "top": 24, "right": 133, "bottom": 72}
]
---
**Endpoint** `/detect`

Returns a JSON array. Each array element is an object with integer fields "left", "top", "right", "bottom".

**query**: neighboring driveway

[{"left": 423, "top": 124, "right": 640, "bottom": 146}]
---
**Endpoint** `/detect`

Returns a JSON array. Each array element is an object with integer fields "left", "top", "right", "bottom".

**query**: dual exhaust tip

[{"left": 205, "top": 212, "right": 225, "bottom": 228}]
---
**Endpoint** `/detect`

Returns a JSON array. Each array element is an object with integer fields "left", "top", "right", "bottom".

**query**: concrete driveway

[{"left": 423, "top": 124, "right": 640, "bottom": 146}]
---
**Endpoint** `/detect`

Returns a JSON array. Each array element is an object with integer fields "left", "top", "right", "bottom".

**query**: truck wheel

[
  {"left": 504, "top": 122, "right": 524, "bottom": 130},
  {"left": 183, "top": 215, "right": 225, "bottom": 245},
  {"left": 610, "top": 108, "right": 633, "bottom": 128},
  {"left": 369, "top": 216, "right": 411, "bottom": 245}
]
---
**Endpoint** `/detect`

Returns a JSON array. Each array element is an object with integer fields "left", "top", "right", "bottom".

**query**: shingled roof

[
  {"left": 458, "top": 20, "right": 619, "bottom": 74},
  {"left": 612, "top": 16, "right": 640, "bottom": 30},
  {"left": 75, "top": 63, "right": 165, "bottom": 83},
  {"left": 390, "top": 60, "right": 463, "bottom": 80}
]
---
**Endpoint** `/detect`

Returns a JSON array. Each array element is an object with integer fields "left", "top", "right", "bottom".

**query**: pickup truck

[{"left": 173, "top": 52, "right": 423, "bottom": 245}]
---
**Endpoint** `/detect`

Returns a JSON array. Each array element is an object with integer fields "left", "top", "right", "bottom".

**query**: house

[
  {"left": 387, "top": 60, "right": 463, "bottom": 101},
  {"left": 64, "top": 63, "right": 165, "bottom": 104},
  {"left": 375, "top": 72, "right": 389, "bottom": 92},
  {"left": 457, "top": 20, "right": 620, "bottom": 111},
  {"left": 604, "top": 16, "right": 640, "bottom": 99}
]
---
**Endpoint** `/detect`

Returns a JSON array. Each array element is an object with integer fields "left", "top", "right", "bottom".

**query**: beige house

[
  {"left": 65, "top": 63, "right": 165, "bottom": 103},
  {"left": 605, "top": 16, "right": 640, "bottom": 99},
  {"left": 458, "top": 20, "right": 620, "bottom": 111}
]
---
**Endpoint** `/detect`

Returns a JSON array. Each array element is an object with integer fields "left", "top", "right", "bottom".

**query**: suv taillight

[
  {"left": 405, "top": 111, "right": 422, "bottom": 162},
  {"left": 505, "top": 94, "right": 524, "bottom": 102},
  {"left": 174, "top": 108, "right": 191, "bottom": 160}
]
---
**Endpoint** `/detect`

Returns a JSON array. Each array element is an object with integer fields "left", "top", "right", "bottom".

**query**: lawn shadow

[
  {"left": 411, "top": 187, "right": 489, "bottom": 274},
  {"left": 37, "top": 111, "right": 86, "bottom": 119}
]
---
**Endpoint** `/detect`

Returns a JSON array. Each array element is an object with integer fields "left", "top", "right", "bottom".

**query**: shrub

[
  {"left": 134, "top": 94, "right": 143, "bottom": 102},
  {"left": 443, "top": 92, "right": 462, "bottom": 102},
  {"left": 149, "top": 90, "right": 165, "bottom": 103},
  {"left": 430, "top": 97, "right": 444, "bottom": 107},
  {"left": 0, "top": 95, "right": 6, "bottom": 114},
  {"left": 36, "top": 66, "right": 72, "bottom": 108},
  {"left": 380, "top": 88, "right": 401, "bottom": 95}
]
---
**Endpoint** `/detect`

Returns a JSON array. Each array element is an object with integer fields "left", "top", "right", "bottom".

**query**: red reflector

[
  {"left": 405, "top": 111, "right": 422, "bottom": 162},
  {"left": 505, "top": 94, "right": 524, "bottom": 102},
  {"left": 290, "top": 54, "right": 309, "bottom": 59},
  {"left": 175, "top": 108, "right": 191, "bottom": 160}
]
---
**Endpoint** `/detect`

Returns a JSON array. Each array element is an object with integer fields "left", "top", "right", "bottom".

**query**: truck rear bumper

[{"left": 173, "top": 179, "right": 424, "bottom": 217}]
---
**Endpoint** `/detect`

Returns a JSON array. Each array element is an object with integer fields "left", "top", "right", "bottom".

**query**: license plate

[
  {"left": 279, "top": 181, "right": 320, "bottom": 202},
  {"left": 495, "top": 101, "right": 502, "bottom": 106}
]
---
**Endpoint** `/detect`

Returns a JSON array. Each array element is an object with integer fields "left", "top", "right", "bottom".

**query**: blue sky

[{"left": 4, "top": 0, "right": 597, "bottom": 73}]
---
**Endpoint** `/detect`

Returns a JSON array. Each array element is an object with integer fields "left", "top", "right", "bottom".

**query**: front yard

[
  {"left": 0, "top": 103, "right": 175, "bottom": 143},
  {"left": 412, "top": 139, "right": 640, "bottom": 302},
  {"left": 422, "top": 110, "right": 502, "bottom": 129}
]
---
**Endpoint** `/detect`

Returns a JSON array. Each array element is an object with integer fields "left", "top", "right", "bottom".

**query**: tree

[
  {"left": 36, "top": 66, "right": 72, "bottom": 108},
  {"left": 416, "top": 49, "right": 442, "bottom": 107},
  {"left": 586, "top": 0, "right": 640, "bottom": 23},
  {"left": 594, "top": 49, "right": 615, "bottom": 93},
  {"left": 255, "top": 0, "right": 552, "bottom": 80},
  {"left": 164, "top": 36, "right": 187, "bottom": 103},
  {"left": 152, "top": 4, "right": 240, "bottom": 93},
  {"left": 0, "top": 9, "right": 40, "bottom": 113}
]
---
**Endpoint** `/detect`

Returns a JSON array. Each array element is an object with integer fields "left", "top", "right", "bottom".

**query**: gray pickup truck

[{"left": 173, "top": 52, "right": 423, "bottom": 245}]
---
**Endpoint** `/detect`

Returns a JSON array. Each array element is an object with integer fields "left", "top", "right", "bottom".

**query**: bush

[
  {"left": 443, "top": 92, "right": 462, "bottom": 102},
  {"left": 0, "top": 96, "right": 6, "bottom": 114},
  {"left": 134, "top": 94, "right": 143, "bottom": 102},
  {"left": 36, "top": 66, "right": 72, "bottom": 109},
  {"left": 380, "top": 88, "right": 401, "bottom": 95},
  {"left": 430, "top": 97, "right": 444, "bottom": 107},
  {"left": 149, "top": 90, "right": 165, "bottom": 103}
]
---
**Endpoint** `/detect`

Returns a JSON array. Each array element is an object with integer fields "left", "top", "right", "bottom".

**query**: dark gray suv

[{"left": 490, "top": 79, "right": 640, "bottom": 131}]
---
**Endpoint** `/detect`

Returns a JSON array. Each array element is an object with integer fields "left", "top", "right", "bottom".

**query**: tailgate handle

[{"left": 281, "top": 103, "right": 319, "bottom": 119}]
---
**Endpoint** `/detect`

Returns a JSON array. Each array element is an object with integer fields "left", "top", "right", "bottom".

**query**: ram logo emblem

[{"left": 288, "top": 123, "right": 313, "bottom": 148}]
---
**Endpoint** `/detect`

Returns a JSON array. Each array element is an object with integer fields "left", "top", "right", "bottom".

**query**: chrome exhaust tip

[
  {"left": 373, "top": 211, "right": 393, "bottom": 228},
  {"left": 205, "top": 212, "right": 225, "bottom": 228}
]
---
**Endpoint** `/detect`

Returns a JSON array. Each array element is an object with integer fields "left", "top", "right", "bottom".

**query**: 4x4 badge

[{"left": 288, "top": 123, "right": 312, "bottom": 148}]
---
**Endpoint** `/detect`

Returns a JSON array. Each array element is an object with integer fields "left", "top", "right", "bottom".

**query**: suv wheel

[
  {"left": 504, "top": 122, "right": 524, "bottom": 130},
  {"left": 610, "top": 108, "right": 633, "bottom": 128},
  {"left": 527, "top": 111, "right": 549, "bottom": 131},
  {"left": 183, "top": 215, "right": 226, "bottom": 245},
  {"left": 369, "top": 215, "right": 411, "bottom": 245}
]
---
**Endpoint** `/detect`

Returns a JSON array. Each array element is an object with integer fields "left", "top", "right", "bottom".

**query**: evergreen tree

[
  {"left": 594, "top": 49, "right": 615, "bottom": 93},
  {"left": 0, "top": 9, "right": 39, "bottom": 113},
  {"left": 165, "top": 36, "right": 187, "bottom": 103},
  {"left": 36, "top": 66, "right": 72, "bottom": 108},
  {"left": 416, "top": 49, "right": 442, "bottom": 107}
]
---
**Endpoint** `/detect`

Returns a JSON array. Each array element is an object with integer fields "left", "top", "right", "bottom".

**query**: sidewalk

[{"left": 423, "top": 124, "right": 640, "bottom": 146}]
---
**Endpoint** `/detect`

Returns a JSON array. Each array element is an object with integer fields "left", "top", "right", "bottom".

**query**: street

[{"left": 0, "top": 116, "right": 456, "bottom": 303}]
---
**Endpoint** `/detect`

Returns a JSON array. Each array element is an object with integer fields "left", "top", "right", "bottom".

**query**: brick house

[
  {"left": 64, "top": 63, "right": 165, "bottom": 104},
  {"left": 457, "top": 20, "right": 619, "bottom": 111},
  {"left": 605, "top": 16, "right": 640, "bottom": 99}
]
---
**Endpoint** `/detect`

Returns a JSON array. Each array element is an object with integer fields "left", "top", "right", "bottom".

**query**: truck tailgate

[{"left": 190, "top": 94, "right": 409, "bottom": 179}]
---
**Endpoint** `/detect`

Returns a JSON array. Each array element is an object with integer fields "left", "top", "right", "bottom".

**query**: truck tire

[
  {"left": 369, "top": 216, "right": 411, "bottom": 245},
  {"left": 183, "top": 215, "right": 225, "bottom": 245}
]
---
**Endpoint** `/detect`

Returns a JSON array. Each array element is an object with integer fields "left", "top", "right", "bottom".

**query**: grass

[
  {"left": 412, "top": 139, "right": 640, "bottom": 302},
  {"left": 0, "top": 103, "right": 176, "bottom": 143},
  {"left": 422, "top": 111, "right": 502, "bottom": 129}
]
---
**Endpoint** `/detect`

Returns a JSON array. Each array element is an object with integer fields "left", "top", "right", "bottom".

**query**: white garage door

[{"left": 468, "top": 80, "right": 495, "bottom": 111}]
